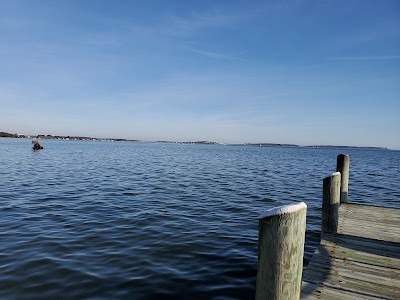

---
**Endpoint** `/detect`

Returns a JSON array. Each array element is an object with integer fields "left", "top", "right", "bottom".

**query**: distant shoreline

[
  {"left": 242, "top": 143, "right": 388, "bottom": 150},
  {"left": 0, "top": 131, "right": 389, "bottom": 150},
  {"left": 0, "top": 132, "right": 138, "bottom": 142}
]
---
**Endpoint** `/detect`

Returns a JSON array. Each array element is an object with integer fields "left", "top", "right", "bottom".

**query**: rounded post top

[
  {"left": 325, "top": 171, "right": 341, "bottom": 179},
  {"left": 259, "top": 202, "right": 307, "bottom": 219}
]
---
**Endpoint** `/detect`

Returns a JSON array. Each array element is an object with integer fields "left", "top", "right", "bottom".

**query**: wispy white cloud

[
  {"left": 162, "top": 9, "right": 252, "bottom": 35},
  {"left": 97, "top": 7, "right": 256, "bottom": 42},
  {"left": 332, "top": 55, "right": 400, "bottom": 61},
  {"left": 182, "top": 46, "right": 247, "bottom": 62}
]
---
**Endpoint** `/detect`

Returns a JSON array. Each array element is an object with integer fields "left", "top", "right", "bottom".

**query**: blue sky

[{"left": 1, "top": 0, "right": 399, "bottom": 148}]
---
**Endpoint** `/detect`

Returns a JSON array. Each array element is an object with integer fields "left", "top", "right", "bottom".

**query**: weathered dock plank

[
  {"left": 301, "top": 203, "right": 400, "bottom": 300},
  {"left": 256, "top": 155, "right": 399, "bottom": 300}
]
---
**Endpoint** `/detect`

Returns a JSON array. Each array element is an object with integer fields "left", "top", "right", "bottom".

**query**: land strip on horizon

[{"left": 0, "top": 131, "right": 388, "bottom": 150}]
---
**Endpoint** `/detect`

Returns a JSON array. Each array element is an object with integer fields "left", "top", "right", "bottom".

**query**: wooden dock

[
  {"left": 256, "top": 154, "right": 400, "bottom": 300},
  {"left": 301, "top": 203, "right": 400, "bottom": 300}
]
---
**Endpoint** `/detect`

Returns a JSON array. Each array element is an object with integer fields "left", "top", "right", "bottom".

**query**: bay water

[{"left": 0, "top": 138, "right": 399, "bottom": 299}]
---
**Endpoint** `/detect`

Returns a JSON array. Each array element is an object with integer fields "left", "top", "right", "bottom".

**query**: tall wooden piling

[
  {"left": 256, "top": 202, "right": 307, "bottom": 300},
  {"left": 302, "top": 154, "right": 400, "bottom": 299},
  {"left": 336, "top": 154, "right": 350, "bottom": 203},
  {"left": 321, "top": 172, "right": 341, "bottom": 235}
]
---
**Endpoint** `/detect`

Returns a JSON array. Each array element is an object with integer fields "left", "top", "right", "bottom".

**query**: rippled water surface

[{"left": 1, "top": 138, "right": 399, "bottom": 299}]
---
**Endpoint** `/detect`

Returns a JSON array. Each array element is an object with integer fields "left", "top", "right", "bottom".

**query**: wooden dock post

[
  {"left": 321, "top": 172, "right": 341, "bottom": 235},
  {"left": 336, "top": 154, "right": 350, "bottom": 203},
  {"left": 256, "top": 202, "right": 307, "bottom": 300},
  {"left": 301, "top": 155, "right": 400, "bottom": 299}
]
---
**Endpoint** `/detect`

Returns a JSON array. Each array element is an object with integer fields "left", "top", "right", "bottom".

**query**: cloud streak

[
  {"left": 332, "top": 55, "right": 400, "bottom": 61},
  {"left": 183, "top": 46, "right": 247, "bottom": 62}
]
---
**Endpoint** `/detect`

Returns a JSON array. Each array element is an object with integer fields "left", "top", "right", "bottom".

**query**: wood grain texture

[
  {"left": 301, "top": 203, "right": 400, "bottom": 300},
  {"left": 336, "top": 154, "right": 350, "bottom": 203},
  {"left": 256, "top": 204, "right": 307, "bottom": 300},
  {"left": 321, "top": 172, "right": 341, "bottom": 235}
]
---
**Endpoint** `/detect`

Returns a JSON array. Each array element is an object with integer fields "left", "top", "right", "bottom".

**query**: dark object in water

[{"left": 32, "top": 139, "right": 43, "bottom": 150}]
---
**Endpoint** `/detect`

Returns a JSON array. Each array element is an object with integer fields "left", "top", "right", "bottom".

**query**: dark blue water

[{"left": 0, "top": 138, "right": 399, "bottom": 299}]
